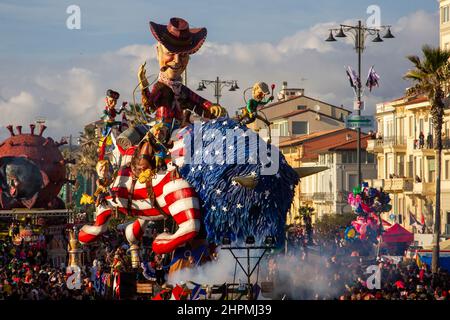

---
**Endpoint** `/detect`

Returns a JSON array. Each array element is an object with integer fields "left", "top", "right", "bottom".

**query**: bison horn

[{"left": 232, "top": 175, "right": 258, "bottom": 189}]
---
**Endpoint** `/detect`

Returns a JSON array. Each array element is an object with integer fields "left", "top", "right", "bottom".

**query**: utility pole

[
  {"left": 326, "top": 20, "right": 395, "bottom": 185},
  {"left": 197, "top": 77, "right": 239, "bottom": 105}
]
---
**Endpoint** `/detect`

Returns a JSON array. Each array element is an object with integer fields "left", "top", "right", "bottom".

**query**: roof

[
  {"left": 326, "top": 135, "right": 370, "bottom": 151},
  {"left": 279, "top": 128, "right": 345, "bottom": 148},
  {"left": 403, "top": 96, "right": 429, "bottom": 106},
  {"left": 260, "top": 94, "right": 352, "bottom": 113},
  {"left": 270, "top": 109, "right": 345, "bottom": 122},
  {"left": 303, "top": 135, "right": 369, "bottom": 161},
  {"left": 281, "top": 128, "right": 367, "bottom": 162}
]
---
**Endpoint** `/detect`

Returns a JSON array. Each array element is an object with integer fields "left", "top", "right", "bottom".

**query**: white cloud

[
  {"left": 0, "top": 10, "right": 439, "bottom": 141},
  {"left": 0, "top": 91, "right": 39, "bottom": 128}
]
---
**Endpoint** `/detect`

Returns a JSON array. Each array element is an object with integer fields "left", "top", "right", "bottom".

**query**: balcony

[
  {"left": 445, "top": 224, "right": 450, "bottom": 236},
  {"left": 367, "top": 136, "right": 407, "bottom": 153},
  {"left": 313, "top": 192, "right": 334, "bottom": 202},
  {"left": 366, "top": 139, "right": 383, "bottom": 154},
  {"left": 299, "top": 193, "right": 314, "bottom": 202},
  {"left": 366, "top": 178, "right": 384, "bottom": 189},
  {"left": 413, "top": 182, "right": 435, "bottom": 195},
  {"left": 383, "top": 136, "right": 407, "bottom": 152},
  {"left": 443, "top": 138, "right": 450, "bottom": 154},
  {"left": 300, "top": 192, "right": 351, "bottom": 204},
  {"left": 383, "top": 178, "right": 413, "bottom": 193}
]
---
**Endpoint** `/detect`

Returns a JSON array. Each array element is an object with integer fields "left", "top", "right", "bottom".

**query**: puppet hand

[
  {"left": 138, "top": 62, "right": 149, "bottom": 89},
  {"left": 121, "top": 101, "right": 128, "bottom": 108},
  {"left": 209, "top": 104, "right": 227, "bottom": 118},
  {"left": 138, "top": 169, "right": 153, "bottom": 184},
  {"left": 80, "top": 193, "right": 94, "bottom": 205}
]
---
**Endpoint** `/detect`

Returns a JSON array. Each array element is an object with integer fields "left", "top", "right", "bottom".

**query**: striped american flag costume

[{"left": 78, "top": 128, "right": 200, "bottom": 255}]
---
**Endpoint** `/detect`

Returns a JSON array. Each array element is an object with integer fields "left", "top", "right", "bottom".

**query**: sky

[{"left": 0, "top": 0, "right": 439, "bottom": 140}]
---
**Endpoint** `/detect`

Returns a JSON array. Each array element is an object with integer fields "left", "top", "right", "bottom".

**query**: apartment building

[
  {"left": 281, "top": 129, "right": 376, "bottom": 223},
  {"left": 440, "top": 0, "right": 450, "bottom": 50},
  {"left": 250, "top": 82, "right": 352, "bottom": 143},
  {"left": 367, "top": 96, "right": 450, "bottom": 237}
]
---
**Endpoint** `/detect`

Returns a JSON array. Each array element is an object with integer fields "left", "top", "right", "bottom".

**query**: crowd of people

[
  {"left": 1, "top": 219, "right": 449, "bottom": 300},
  {"left": 0, "top": 236, "right": 93, "bottom": 300},
  {"left": 271, "top": 229, "right": 450, "bottom": 300},
  {"left": 0, "top": 222, "right": 172, "bottom": 300}
]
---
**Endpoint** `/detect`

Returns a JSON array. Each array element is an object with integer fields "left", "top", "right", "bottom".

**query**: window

[
  {"left": 341, "top": 151, "right": 374, "bottom": 164},
  {"left": 342, "top": 151, "right": 356, "bottom": 163},
  {"left": 273, "top": 120, "right": 289, "bottom": 136},
  {"left": 409, "top": 116, "right": 413, "bottom": 137},
  {"left": 408, "top": 155, "right": 413, "bottom": 178},
  {"left": 419, "top": 118, "right": 424, "bottom": 134},
  {"left": 292, "top": 121, "right": 308, "bottom": 135},
  {"left": 446, "top": 160, "right": 450, "bottom": 180},
  {"left": 427, "top": 157, "right": 435, "bottom": 182},
  {"left": 442, "top": 6, "right": 450, "bottom": 24},
  {"left": 429, "top": 118, "right": 433, "bottom": 136},
  {"left": 348, "top": 174, "right": 358, "bottom": 190},
  {"left": 398, "top": 155, "right": 405, "bottom": 177},
  {"left": 297, "top": 105, "right": 307, "bottom": 110}
]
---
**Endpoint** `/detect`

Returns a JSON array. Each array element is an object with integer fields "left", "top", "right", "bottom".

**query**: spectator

[
  {"left": 426, "top": 133, "right": 433, "bottom": 149},
  {"left": 419, "top": 132, "right": 425, "bottom": 149}
]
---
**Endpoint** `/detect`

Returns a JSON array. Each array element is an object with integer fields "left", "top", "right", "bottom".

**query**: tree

[
  {"left": 404, "top": 45, "right": 450, "bottom": 274},
  {"left": 74, "top": 125, "right": 98, "bottom": 197},
  {"left": 314, "top": 213, "right": 355, "bottom": 242}
]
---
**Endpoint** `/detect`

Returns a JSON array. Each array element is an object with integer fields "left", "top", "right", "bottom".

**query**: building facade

[
  {"left": 250, "top": 82, "right": 352, "bottom": 143},
  {"left": 367, "top": 96, "right": 450, "bottom": 237},
  {"left": 281, "top": 129, "right": 376, "bottom": 223},
  {"left": 440, "top": 0, "right": 450, "bottom": 50}
]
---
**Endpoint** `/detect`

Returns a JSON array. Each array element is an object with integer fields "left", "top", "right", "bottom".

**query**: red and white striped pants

[{"left": 78, "top": 161, "right": 201, "bottom": 254}]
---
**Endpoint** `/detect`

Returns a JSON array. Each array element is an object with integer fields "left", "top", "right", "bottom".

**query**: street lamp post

[
  {"left": 326, "top": 20, "right": 395, "bottom": 185},
  {"left": 197, "top": 76, "right": 239, "bottom": 105}
]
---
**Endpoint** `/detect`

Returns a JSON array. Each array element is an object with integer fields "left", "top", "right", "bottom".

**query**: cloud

[{"left": 0, "top": 10, "right": 438, "bottom": 141}]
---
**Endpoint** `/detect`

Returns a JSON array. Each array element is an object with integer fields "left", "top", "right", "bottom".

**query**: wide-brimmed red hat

[{"left": 150, "top": 17, "right": 207, "bottom": 54}]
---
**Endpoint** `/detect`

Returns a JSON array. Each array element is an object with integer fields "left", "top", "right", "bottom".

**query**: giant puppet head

[
  {"left": 150, "top": 17, "right": 206, "bottom": 80},
  {"left": 1, "top": 157, "right": 44, "bottom": 201}
]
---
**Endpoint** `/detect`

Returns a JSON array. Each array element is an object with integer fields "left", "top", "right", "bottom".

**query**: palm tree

[
  {"left": 74, "top": 125, "right": 99, "bottom": 195},
  {"left": 404, "top": 45, "right": 450, "bottom": 274}
]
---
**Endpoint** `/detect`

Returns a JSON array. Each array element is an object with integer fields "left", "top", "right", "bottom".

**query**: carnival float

[
  {"left": 0, "top": 123, "right": 76, "bottom": 266},
  {"left": 71, "top": 17, "right": 299, "bottom": 298}
]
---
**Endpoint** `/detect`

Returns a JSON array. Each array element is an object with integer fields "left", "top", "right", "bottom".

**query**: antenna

[{"left": 35, "top": 118, "right": 46, "bottom": 126}]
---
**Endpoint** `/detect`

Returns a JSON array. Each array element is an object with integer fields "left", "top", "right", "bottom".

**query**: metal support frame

[{"left": 221, "top": 245, "right": 274, "bottom": 300}]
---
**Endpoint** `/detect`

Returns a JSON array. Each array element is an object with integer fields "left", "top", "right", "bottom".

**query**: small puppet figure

[
  {"left": 148, "top": 123, "right": 173, "bottom": 172},
  {"left": 94, "top": 160, "right": 116, "bottom": 206},
  {"left": 101, "top": 89, "right": 128, "bottom": 137},
  {"left": 238, "top": 82, "right": 274, "bottom": 126}
]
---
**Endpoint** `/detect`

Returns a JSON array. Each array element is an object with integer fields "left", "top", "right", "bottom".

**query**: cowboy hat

[
  {"left": 106, "top": 89, "right": 120, "bottom": 100},
  {"left": 150, "top": 17, "right": 207, "bottom": 54}
]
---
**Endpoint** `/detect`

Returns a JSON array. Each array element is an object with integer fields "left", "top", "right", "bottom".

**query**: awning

[
  {"left": 292, "top": 166, "right": 329, "bottom": 179},
  {"left": 382, "top": 223, "right": 414, "bottom": 243}
]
